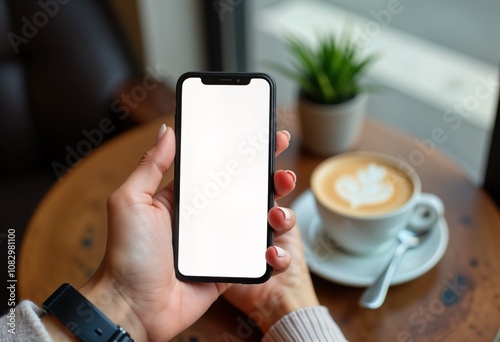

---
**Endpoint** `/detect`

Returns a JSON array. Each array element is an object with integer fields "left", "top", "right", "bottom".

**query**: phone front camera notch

[{"left": 201, "top": 77, "right": 214, "bottom": 85}]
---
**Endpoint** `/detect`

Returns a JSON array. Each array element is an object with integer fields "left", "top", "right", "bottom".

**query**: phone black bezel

[{"left": 173, "top": 71, "right": 276, "bottom": 284}]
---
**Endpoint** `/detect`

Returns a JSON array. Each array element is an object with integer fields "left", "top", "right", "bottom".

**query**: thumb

[{"left": 120, "top": 124, "right": 175, "bottom": 197}]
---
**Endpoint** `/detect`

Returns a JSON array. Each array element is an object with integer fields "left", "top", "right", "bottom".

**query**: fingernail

[
  {"left": 277, "top": 207, "right": 292, "bottom": 221},
  {"left": 285, "top": 170, "right": 297, "bottom": 183},
  {"left": 157, "top": 124, "right": 167, "bottom": 141},
  {"left": 274, "top": 246, "right": 285, "bottom": 258},
  {"left": 280, "top": 130, "right": 291, "bottom": 141}
]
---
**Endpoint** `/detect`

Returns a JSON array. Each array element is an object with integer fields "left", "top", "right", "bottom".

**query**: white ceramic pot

[{"left": 298, "top": 93, "right": 367, "bottom": 156}]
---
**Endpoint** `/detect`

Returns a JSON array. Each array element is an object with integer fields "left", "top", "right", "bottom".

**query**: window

[{"left": 248, "top": 0, "right": 499, "bottom": 184}]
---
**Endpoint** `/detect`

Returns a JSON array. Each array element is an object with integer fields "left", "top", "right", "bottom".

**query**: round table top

[{"left": 19, "top": 112, "right": 500, "bottom": 341}]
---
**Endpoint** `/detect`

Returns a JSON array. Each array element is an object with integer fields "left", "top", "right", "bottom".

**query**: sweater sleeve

[
  {"left": 262, "top": 306, "right": 348, "bottom": 342},
  {"left": 0, "top": 300, "right": 53, "bottom": 342}
]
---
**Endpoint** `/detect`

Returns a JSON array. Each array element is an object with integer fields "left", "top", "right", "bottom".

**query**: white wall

[{"left": 137, "top": 0, "right": 206, "bottom": 87}]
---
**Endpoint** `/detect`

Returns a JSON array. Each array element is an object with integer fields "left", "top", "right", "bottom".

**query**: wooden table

[{"left": 19, "top": 111, "right": 500, "bottom": 341}]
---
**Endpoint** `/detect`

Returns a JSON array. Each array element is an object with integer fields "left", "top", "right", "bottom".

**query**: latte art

[
  {"left": 335, "top": 163, "right": 394, "bottom": 209},
  {"left": 312, "top": 155, "right": 414, "bottom": 217},
  {"left": 311, "top": 152, "right": 425, "bottom": 255}
]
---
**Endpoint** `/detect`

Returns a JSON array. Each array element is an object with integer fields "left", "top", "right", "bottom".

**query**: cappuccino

[{"left": 312, "top": 154, "right": 414, "bottom": 217}]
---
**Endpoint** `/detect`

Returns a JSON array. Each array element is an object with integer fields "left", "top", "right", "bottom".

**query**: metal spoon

[{"left": 359, "top": 205, "right": 439, "bottom": 309}]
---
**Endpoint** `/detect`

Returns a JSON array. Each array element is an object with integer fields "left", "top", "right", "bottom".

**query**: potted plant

[{"left": 274, "top": 32, "right": 377, "bottom": 155}]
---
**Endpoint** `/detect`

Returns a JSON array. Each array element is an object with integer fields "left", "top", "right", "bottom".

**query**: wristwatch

[{"left": 43, "top": 283, "right": 135, "bottom": 342}]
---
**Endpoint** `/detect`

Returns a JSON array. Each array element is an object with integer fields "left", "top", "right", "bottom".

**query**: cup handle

[{"left": 416, "top": 193, "right": 445, "bottom": 217}]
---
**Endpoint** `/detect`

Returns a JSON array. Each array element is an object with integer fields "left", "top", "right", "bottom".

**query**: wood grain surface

[{"left": 19, "top": 110, "right": 500, "bottom": 341}]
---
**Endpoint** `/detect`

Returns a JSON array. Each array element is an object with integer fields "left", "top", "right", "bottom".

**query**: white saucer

[{"left": 291, "top": 190, "right": 449, "bottom": 287}]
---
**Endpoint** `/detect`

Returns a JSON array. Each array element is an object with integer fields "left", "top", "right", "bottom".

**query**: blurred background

[
  {"left": 0, "top": 0, "right": 498, "bottom": 313},
  {"left": 137, "top": 0, "right": 499, "bottom": 184}
]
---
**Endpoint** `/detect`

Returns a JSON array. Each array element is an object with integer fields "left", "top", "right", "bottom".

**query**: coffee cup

[{"left": 311, "top": 151, "right": 444, "bottom": 255}]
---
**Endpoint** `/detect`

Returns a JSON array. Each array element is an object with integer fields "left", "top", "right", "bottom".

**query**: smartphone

[{"left": 173, "top": 72, "right": 276, "bottom": 283}]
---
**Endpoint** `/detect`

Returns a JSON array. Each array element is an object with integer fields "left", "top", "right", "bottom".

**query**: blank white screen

[{"left": 178, "top": 77, "right": 272, "bottom": 278}]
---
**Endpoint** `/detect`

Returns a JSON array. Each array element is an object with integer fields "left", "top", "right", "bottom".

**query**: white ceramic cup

[{"left": 311, "top": 152, "right": 444, "bottom": 255}]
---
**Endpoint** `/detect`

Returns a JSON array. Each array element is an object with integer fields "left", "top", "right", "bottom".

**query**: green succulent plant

[{"left": 273, "top": 33, "right": 377, "bottom": 104}]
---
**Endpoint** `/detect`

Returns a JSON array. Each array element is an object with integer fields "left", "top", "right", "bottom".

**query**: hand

[
  {"left": 43, "top": 125, "right": 297, "bottom": 342},
  {"left": 223, "top": 209, "right": 320, "bottom": 333}
]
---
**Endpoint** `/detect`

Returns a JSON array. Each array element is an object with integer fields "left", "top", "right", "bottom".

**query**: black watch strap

[{"left": 42, "top": 283, "right": 135, "bottom": 342}]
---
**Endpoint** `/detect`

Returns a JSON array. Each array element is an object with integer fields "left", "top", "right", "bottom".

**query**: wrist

[
  {"left": 78, "top": 271, "right": 147, "bottom": 341},
  {"left": 42, "top": 272, "right": 147, "bottom": 341},
  {"left": 258, "top": 292, "right": 320, "bottom": 333}
]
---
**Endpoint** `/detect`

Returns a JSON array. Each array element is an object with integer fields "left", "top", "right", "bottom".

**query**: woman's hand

[
  {"left": 223, "top": 224, "right": 320, "bottom": 334},
  {"left": 43, "top": 126, "right": 297, "bottom": 342},
  {"left": 221, "top": 128, "right": 320, "bottom": 334}
]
